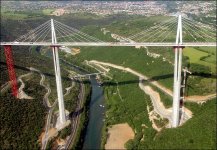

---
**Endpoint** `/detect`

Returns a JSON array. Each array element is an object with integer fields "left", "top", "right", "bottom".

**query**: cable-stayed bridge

[
  {"left": 0, "top": 15, "right": 216, "bottom": 128},
  {"left": 1, "top": 42, "right": 215, "bottom": 47},
  {"left": 1, "top": 16, "right": 216, "bottom": 46}
]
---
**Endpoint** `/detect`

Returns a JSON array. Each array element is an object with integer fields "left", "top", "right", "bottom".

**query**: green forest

[{"left": 0, "top": 75, "right": 46, "bottom": 149}]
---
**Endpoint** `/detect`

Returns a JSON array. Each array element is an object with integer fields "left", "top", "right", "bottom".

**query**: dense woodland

[
  {"left": 0, "top": 45, "right": 83, "bottom": 149},
  {"left": 0, "top": 79, "right": 46, "bottom": 149}
]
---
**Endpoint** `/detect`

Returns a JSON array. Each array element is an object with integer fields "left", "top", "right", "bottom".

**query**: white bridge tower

[
  {"left": 51, "top": 19, "right": 66, "bottom": 124},
  {"left": 172, "top": 15, "right": 183, "bottom": 127}
]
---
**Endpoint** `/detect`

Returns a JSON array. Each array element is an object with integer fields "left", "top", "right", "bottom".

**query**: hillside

[{"left": 0, "top": 45, "right": 89, "bottom": 149}]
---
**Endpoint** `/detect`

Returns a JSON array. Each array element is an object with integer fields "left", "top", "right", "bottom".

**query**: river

[
  {"left": 82, "top": 76, "right": 105, "bottom": 149},
  {"left": 60, "top": 59, "right": 105, "bottom": 149}
]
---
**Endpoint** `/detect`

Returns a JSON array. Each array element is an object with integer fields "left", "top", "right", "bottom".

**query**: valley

[{"left": 0, "top": 2, "right": 216, "bottom": 149}]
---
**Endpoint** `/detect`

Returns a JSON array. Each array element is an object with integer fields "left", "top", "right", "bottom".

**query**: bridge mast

[
  {"left": 51, "top": 19, "right": 66, "bottom": 124},
  {"left": 172, "top": 15, "right": 183, "bottom": 127}
]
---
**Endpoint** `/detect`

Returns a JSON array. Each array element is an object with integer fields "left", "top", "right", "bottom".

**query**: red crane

[{"left": 3, "top": 45, "right": 18, "bottom": 98}]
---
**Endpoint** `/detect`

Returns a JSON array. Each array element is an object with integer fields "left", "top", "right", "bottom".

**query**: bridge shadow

[
  {"left": 72, "top": 72, "right": 217, "bottom": 87},
  {"left": 2, "top": 61, "right": 215, "bottom": 90},
  {"left": 184, "top": 73, "right": 217, "bottom": 96},
  {"left": 70, "top": 74, "right": 174, "bottom": 86},
  {"left": 190, "top": 73, "right": 217, "bottom": 79},
  {"left": 96, "top": 74, "right": 175, "bottom": 86},
  {"left": 73, "top": 79, "right": 91, "bottom": 85},
  {"left": 0, "top": 61, "right": 71, "bottom": 81},
  {"left": 69, "top": 107, "right": 84, "bottom": 118}
]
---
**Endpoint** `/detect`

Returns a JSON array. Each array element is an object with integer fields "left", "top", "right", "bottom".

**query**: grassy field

[
  {"left": 196, "top": 47, "right": 216, "bottom": 55},
  {"left": 183, "top": 47, "right": 216, "bottom": 73},
  {"left": 184, "top": 47, "right": 208, "bottom": 63},
  {"left": 42, "top": 9, "right": 55, "bottom": 15},
  {"left": 1, "top": 8, "right": 54, "bottom": 19},
  {"left": 1, "top": 10, "right": 46, "bottom": 20},
  {"left": 182, "top": 47, "right": 216, "bottom": 95},
  {"left": 1, "top": 11, "right": 29, "bottom": 20}
]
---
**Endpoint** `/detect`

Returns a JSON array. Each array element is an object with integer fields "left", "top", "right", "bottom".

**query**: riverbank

[
  {"left": 70, "top": 84, "right": 92, "bottom": 149},
  {"left": 59, "top": 59, "right": 105, "bottom": 149}
]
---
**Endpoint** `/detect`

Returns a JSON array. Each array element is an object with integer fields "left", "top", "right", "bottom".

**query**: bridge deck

[{"left": 0, "top": 42, "right": 216, "bottom": 47}]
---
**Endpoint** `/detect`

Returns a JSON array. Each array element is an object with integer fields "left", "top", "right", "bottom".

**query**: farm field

[{"left": 183, "top": 47, "right": 216, "bottom": 73}]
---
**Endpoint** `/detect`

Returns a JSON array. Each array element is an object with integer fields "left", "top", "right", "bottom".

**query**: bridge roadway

[{"left": 0, "top": 42, "right": 216, "bottom": 47}]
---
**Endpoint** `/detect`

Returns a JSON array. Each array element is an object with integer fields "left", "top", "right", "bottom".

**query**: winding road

[
  {"left": 87, "top": 60, "right": 196, "bottom": 127},
  {"left": 56, "top": 77, "right": 85, "bottom": 150},
  {"left": 29, "top": 67, "right": 54, "bottom": 150}
]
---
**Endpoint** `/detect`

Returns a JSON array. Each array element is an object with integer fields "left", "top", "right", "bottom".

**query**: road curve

[{"left": 63, "top": 78, "right": 85, "bottom": 149}]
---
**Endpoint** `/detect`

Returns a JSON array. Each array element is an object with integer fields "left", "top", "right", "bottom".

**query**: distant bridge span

[{"left": 0, "top": 42, "right": 216, "bottom": 47}]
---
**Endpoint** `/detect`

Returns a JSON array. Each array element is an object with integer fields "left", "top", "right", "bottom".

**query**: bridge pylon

[
  {"left": 172, "top": 15, "right": 183, "bottom": 127},
  {"left": 51, "top": 19, "right": 66, "bottom": 125}
]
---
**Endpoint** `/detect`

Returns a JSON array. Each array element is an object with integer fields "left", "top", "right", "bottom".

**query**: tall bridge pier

[
  {"left": 51, "top": 19, "right": 66, "bottom": 125},
  {"left": 172, "top": 15, "right": 183, "bottom": 127}
]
